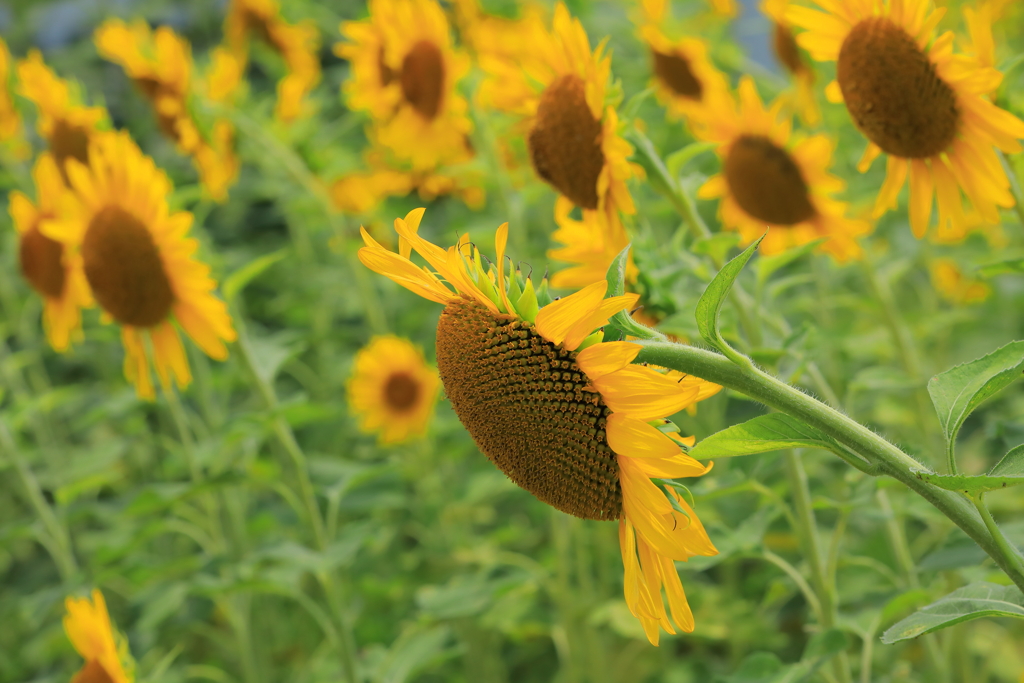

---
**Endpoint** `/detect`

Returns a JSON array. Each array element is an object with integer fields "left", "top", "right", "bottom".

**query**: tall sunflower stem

[
  {"left": 783, "top": 451, "right": 853, "bottom": 683},
  {"left": 634, "top": 340, "right": 1024, "bottom": 594}
]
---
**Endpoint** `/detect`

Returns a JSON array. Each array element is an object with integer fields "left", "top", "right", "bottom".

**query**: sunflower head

[
  {"left": 348, "top": 335, "right": 440, "bottom": 444},
  {"left": 548, "top": 197, "right": 638, "bottom": 289},
  {"left": 64, "top": 590, "right": 134, "bottom": 683}
]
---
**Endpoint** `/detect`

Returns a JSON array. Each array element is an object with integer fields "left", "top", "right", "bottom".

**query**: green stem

[
  {"left": 975, "top": 493, "right": 1024, "bottom": 581},
  {"left": 783, "top": 451, "right": 853, "bottom": 683},
  {"left": 634, "top": 340, "right": 1024, "bottom": 594}
]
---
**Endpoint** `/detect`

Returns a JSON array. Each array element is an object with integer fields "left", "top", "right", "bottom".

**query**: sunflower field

[{"left": 5, "top": 0, "right": 1024, "bottom": 681}]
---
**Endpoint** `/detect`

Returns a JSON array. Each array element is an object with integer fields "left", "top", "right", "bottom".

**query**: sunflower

[
  {"left": 64, "top": 589, "right": 134, "bottom": 683},
  {"left": 336, "top": 0, "right": 474, "bottom": 170},
  {"left": 549, "top": 197, "right": 637, "bottom": 289},
  {"left": 761, "top": 0, "right": 819, "bottom": 126},
  {"left": 16, "top": 50, "right": 107, "bottom": 183},
  {"left": 450, "top": 0, "right": 547, "bottom": 60},
  {"left": 225, "top": 0, "right": 321, "bottom": 122},
  {"left": 331, "top": 166, "right": 484, "bottom": 214},
  {"left": 9, "top": 154, "right": 90, "bottom": 352},
  {"left": 0, "top": 38, "right": 23, "bottom": 145},
  {"left": 359, "top": 207, "right": 720, "bottom": 644},
  {"left": 786, "top": 0, "right": 1024, "bottom": 241},
  {"left": 348, "top": 335, "right": 440, "bottom": 443},
  {"left": 477, "top": 3, "right": 640, "bottom": 220},
  {"left": 42, "top": 131, "right": 236, "bottom": 400},
  {"left": 930, "top": 258, "right": 990, "bottom": 305},
  {"left": 696, "top": 77, "right": 870, "bottom": 261}
]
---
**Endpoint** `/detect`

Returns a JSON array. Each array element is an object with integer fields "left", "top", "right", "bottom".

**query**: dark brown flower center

[
  {"left": 773, "top": 22, "right": 806, "bottom": 76},
  {"left": 837, "top": 17, "right": 958, "bottom": 158},
  {"left": 384, "top": 372, "right": 420, "bottom": 412},
  {"left": 652, "top": 49, "right": 703, "bottom": 100},
  {"left": 82, "top": 205, "right": 175, "bottom": 327},
  {"left": 436, "top": 297, "right": 621, "bottom": 521},
  {"left": 724, "top": 134, "right": 817, "bottom": 225},
  {"left": 72, "top": 660, "right": 115, "bottom": 683},
  {"left": 19, "top": 224, "right": 66, "bottom": 299},
  {"left": 528, "top": 74, "right": 605, "bottom": 210},
  {"left": 49, "top": 119, "right": 90, "bottom": 185},
  {"left": 401, "top": 40, "right": 445, "bottom": 120}
]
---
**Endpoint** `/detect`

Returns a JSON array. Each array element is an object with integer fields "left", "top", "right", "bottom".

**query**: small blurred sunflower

[
  {"left": 43, "top": 131, "right": 236, "bottom": 399},
  {"left": 16, "top": 50, "right": 107, "bottom": 183},
  {"left": 477, "top": 3, "right": 640, "bottom": 219},
  {"left": 0, "top": 38, "right": 23, "bottom": 146},
  {"left": 761, "top": 0, "right": 819, "bottom": 126},
  {"left": 549, "top": 197, "right": 637, "bottom": 289},
  {"left": 360, "top": 208, "right": 721, "bottom": 644},
  {"left": 348, "top": 335, "right": 440, "bottom": 443},
  {"left": 930, "top": 258, "right": 990, "bottom": 305},
  {"left": 9, "top": 154, "right": 90, "bottom": 352},
  {"left": 336, "top": 0, "right": 474, "bottom": 170},
  {"left": 696, "top": 77, "right": 870, "bottom": 261},
  {"left": 64, "top": 589, "right": 134, "bottom": 683},
  {"left": 225, "top": 0, "right": 321, "bottom": 122},
  {"left": 787, "top": 0, "right": 1024, "bottom": 241}
]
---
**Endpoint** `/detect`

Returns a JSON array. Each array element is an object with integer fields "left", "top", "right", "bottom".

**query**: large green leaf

[
  {"left": 695, "top": 234, "right": 765, "bottom": 358},
  {"left": 881, "top": 582, "right": 1024, "bottom": 643},
  {"left": 927, "top": 341, "right": 1024, "bottom": 449},
  {"left": 689, "top": 413, "right": 843, "bottom": 461}
]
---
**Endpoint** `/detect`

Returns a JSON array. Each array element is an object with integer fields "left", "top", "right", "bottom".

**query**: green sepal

[
  {"left": 576, "top": 330, "right": 604, "bottom": 352},
  {"left": 536, "top": 277, "right": 553, "bottom": 307},
  {"left": 517, "top": 279, "right": 539, "bottom": 322}
]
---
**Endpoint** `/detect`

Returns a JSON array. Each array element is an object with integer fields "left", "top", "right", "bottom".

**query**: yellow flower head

[
  {"left": 787, "top": 0, "right": 1024, "bottom": 241},
  {"left": 930, "top": 258, "right": 991, "bottom": 305},
  {"left": 348, "top": 335, "right": 440, "bottom": 443},
  {"left": 450, "top": 0, "right": 547, "bottom": 60},
  {"left": 0, "top": 37, "right": 23, "bottom": 143},
  {"left": 360, "top": 208, "right": 721, "bottom": 644},
  {"left": 64, "top": 589, "right": 134, "bottom": 683},
  {"left": 761, "top": 0, "right": 819, "bottom": 126},
  {"left": 549, "top": 197, "right": 638, "bottom": 289},
  {"left": 16, "top": 50, "right": 107, "bottom": 183},
  {"left": 336, "top": 0, "right": 474, "bottom": 170},
  {"left": 477, "top": 3, "right": 640, "bottom": 219},
  {"left": 9, "top": 154, "right": 91, "bottom": 352},
  {"left": 696, "top": 76, "right": 871, "bottom": 262},
  {"left": 42, "top": 131, "right": 236, "bottom": 399}
]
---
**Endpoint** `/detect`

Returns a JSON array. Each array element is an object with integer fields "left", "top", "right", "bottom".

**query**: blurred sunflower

[
  {"left": 336, "top": 0, "right": 473, "bottom": 170},
  {"left": 348, "top": 335, "right": 440, "bottom": 443},
  {"left": 331, "top": 166, "right": 484, "bottom": 214},
  {"left": 360, "top": 208, "right": 720, "bottom": 644},
  {"left": 9, "top": 154, "right": 90, "bottom": 352},
  {"left": 787, "top": 0, "right": 1024, "bottom": 240},
  {"left": 549, "top": 197, "right": 637, "bottom": 289},
  {"left": 225, "top": 0, "right": 321, "bottom": 122},
  {"left": 43, "top": 131, "right": 236, "bottom": 400},
  {"left": 450, "top": 0, "right": 546, "bottom": 60},
  {"left": 930, "top": 258, "right": 990, "bottom": 305},
  {"left": 696, "top": 77, "right": 870, "bottom": 261},
  {"left": 0, "top": 38, "right": 23, "bottom": 145},
  {"left": 636, "top": 0, "right": 731, "bottom": 131},
  {"left": 761, "top": 0, "right": 819, "bottom": 126},
  {"left": 64, "top": 589, "right": 134, "bottom": 683},
  {"left": 477, "top": 3, "right": 640, "bottom": 218},
  {"left": 16, "top": 50, "right": 107, "bottom": 183}
]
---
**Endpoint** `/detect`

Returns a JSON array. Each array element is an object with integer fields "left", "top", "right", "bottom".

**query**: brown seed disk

[
  {"left": 19, "top": 225, "right": 66, "bottom": 299},
  {"left": 528, "top": 74, "right": 605, "bottom": 210},
  {"left": 724, "top": 134, "right": 817, "bottom": 225},
  {"left": 72, "top": 660, "right": 115, "bottom": 683},
  {"left": 384, "top": 372, "right": 421, "bottom": 412},
  {"left": 436, "top": 297, "right": 622, "bottom": 521},
  {"left": 401, "top": 40, "right": 445, "bottom": 120},
  {"left": 49, "top": 119, "right": 90, "bottom": 184},
  {"left": 82, "top": 206, "right": 175, "bottom": 328},
  {"left": 837, "top": 17, "right": 958, "bottom": 158},
  {"left": 773, "top": 22, "right": 806, "bottom": 76},
  {"left": 652, "top": 49, "right": 703, "bottom": 100}
]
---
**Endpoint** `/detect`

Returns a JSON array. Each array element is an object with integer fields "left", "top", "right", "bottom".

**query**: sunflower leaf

[
  {"left": 927, "top": 341, "right": 1024, "bottom": 454},
  {"left": 881, "top": 582, "right": 1024, "bottom": 643},
  {"left": 695, "top": 233, "right": 765, "bottom": 364},
  {"left": 977, "top": 258, "right": 1024, "bottom": 278},
  {"left": 223, "top": 248, "right": 288, "bottom": 303},
  {"left": 606, "top": 245, "right": 666, "bottom": 341},
  {"left": 688, "top": 413, "right": 844, "bottom": 461}
]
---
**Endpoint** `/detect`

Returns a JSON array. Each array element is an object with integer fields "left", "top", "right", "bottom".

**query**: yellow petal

[
  {"left": 606, "top": 413, "right": 679, "bottom": 459},
  {"left": 562, "top": 292, "right": 640, "bottom": 351},
  {"left": 576, "top": 341, "right": 641, "bottom": 380},
  {"left": 594, "top": 365, "right": 701, "bottom": 421},
  {"left": 534, "top": 280, "right": 607, "bottom": 345}
]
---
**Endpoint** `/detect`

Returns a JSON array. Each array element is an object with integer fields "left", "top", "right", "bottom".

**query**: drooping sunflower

[
  {"left": 0, "top": 37, "right": 23, "bottom": 146},
  {"left": 360, "top": 208, "right": 721, "bottom": 644},
  {"left": 336, "top": 0, "right": 474, "bottom": 170},
  {"left": 761, "top": 0, "right": 819, "bottom": 126},
  {"left": 348, "top": 335, "right": 440, "bottom": 443},
  {"left": 225, "top": 0, "right": 321, "bottom": 123},
  {"left": 786, "top": 0, "right": 1024, "bottom": 241},
  {"left": 16, "top": 50, "right": 107, "bottom": 183},
  {"left": 477, "top": 3, "right": 640, "bottom": 219},
  {"left": 696, "top": 77, "right": 870, "bottom": 261},
  {"left": 64, "top": 589, "right": 134, "bottom": 683},
  {"left": 9, "top": 154, "right": 91, "bottom": 352},
  {"left": 549, "top": 197, "right": 637, "bottom": 289},
  {"left": 42, "top": 131, "right": 236, "bottom": 400}
]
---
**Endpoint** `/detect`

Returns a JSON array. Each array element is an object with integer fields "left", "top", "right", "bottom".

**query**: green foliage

[
  {"left": 688, "top": 414, "right": 843, "bottom": 461},
  {"left": 881, "top": 583, "right": 1024, "bottom": 643},
  {"left": 695, "top": 234, "right": 765, "bottom": 362}
]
